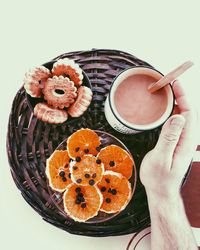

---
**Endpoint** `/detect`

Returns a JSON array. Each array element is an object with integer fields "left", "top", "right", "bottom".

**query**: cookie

[
  {"left": 34, "top": 102, "right": 68, "bottom": 124},
  {"left": 68, "top": 86, "right": 92, "bottom": 117},
  {"left": 42, "top": 75, "right": 77, "bottom": 109},
  {"left": 24, "top": 66, "right": 51, "bottom": 97},
  {"left": 52, "top": 58, "right": 83, "bottom": 86}
]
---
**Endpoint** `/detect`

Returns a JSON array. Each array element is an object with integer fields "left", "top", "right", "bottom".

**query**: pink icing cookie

[
  {"left": 42, "top": 76, "right": 77, "bottom": 109},
  {"left": 52, "top": 58, "right": 83, "bottom": 86},
  {"left": 24, "top": 66, "right": 51, "bottom": 97},
  {"left": 34, "top": 102, "right": 68, "bottom": 124},
  {"left": 68, "top": 86, "right": 92, "bottom": 117}
]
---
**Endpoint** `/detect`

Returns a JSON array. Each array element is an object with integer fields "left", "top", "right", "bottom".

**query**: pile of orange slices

[{"left": 46, "top": 129, "right": 135, "bottom": 222}]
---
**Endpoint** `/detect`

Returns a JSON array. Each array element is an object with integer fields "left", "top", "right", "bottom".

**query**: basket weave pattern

[{"left": 7, "top": 49, "right": 161, "bottom": 236}]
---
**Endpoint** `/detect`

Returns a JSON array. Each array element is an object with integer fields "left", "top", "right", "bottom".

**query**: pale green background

[{"left": 0, "top": 0, "right": 200, "bottom": 249}]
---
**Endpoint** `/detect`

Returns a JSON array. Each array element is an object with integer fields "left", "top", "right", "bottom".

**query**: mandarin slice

[
  {"left": 70, "top": 155, "right": 104, "bottom": 186},
  {"left": 63, "top": 183, "right": 103, "bottom": 222},
  {"left": 98, "top": 171, "right": 132, "bottom": 213},
  {"left": 46, "top": 150, "right": 72, "bottom": 192},
  {"left": 97, "top": 145, "right": 134, "bottom": 179},
  {"left": 67, "top": 129, "right": 100, "bottom": 159}
]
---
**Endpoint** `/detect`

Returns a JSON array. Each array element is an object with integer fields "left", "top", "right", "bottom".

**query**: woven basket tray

[{"left": 7, "top": 49, "right": 162, "bottom": 237}]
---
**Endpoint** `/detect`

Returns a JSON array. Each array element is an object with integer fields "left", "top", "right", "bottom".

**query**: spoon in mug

[{"left": 148, "top": 61, "right": 194, "bottom": 93}]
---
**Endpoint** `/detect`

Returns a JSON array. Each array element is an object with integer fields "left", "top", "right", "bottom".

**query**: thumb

[{"left": 155, "top": 114, "right": 185, "bottom": 155}]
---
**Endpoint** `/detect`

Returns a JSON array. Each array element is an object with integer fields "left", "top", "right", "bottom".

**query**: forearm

[{"left": 147, "top": 191, "right": 198, "bottom": 250}]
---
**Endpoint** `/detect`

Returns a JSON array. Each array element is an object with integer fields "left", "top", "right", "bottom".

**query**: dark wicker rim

[{"left": 7, "top": 49, "right": 163, "bottom": 237}]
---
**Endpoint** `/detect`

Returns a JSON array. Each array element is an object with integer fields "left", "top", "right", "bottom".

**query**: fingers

[
  {"left": 155, "top": 115, "right": 185, "bottom": 163},
  {"left": 172, "top": 80, "right": 192, "bottom": 114},
  {"left": 172, "top": 80, "right": 197, "bottom": 156},
  {"left": 172, "top": 104, "right": 180, "bottom": 115}
]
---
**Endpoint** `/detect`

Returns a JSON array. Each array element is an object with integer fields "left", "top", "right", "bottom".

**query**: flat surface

[{"left": 1, "top": 0, "right": 200, "bottom": 249}]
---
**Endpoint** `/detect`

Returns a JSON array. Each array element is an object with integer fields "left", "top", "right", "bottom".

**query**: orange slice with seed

[
  {"left": 98, "top": 171, "right": 132, "bottom": 213},
  {"left": 97, "top": 145, "right": 134, "bottom": 179},
  {"left": 63, "top": 183, "right": 103, "bottom": 222},
  {"left": 67, "top": 128, "right": 100, "bottom": 159},
  {"left": 70, "top": 155, "right": 104, "bottom": 186},
  {"left": 46, "top": 150, "right": 72, "bottom": 192}
]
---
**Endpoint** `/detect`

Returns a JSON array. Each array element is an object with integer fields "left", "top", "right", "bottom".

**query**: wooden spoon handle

[{"left": 148, "top": 61, "right": 194, "bottom": 93}]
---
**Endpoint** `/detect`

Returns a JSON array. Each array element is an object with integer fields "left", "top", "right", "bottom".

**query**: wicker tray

[{"left": 7, "top": 49, "right": 161, "bottom": 237}]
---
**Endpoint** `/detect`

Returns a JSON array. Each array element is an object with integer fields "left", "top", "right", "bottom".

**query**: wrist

[
  {"left": 145, "top": 188, "right": 182, "bottom": 206},
  {"left": 146, "top": 190, "right": 185, "bottom": 224}
]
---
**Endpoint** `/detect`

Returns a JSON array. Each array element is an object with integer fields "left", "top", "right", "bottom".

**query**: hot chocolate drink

[
  {"left": 105, "top": 67, "right": 174, "bottom": 134},
  {"left": 114, "top": 74, "right": 168, "bottom": 125}
]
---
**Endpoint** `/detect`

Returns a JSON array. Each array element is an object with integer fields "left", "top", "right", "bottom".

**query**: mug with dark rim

[{"left": 105, "top": 66, "right": 175, "bottom": 134}]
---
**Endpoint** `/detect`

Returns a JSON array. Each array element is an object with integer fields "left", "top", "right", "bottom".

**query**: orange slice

[
  {"left": 67, "top": 128, "right": 101, "bottom": 159},
  {"left": 70, "top": 155, "right": 104, "bottom": 186},
  {"left": 97, "top": 171, "right": 132, "bottom": 213},
  {"left": 96, "top": 145, "right": 134, "bottom": 179},
  {"left": 46, "top": 150, "right": 72, "bottom": 192},
  {"left": 63, "top": 183, "right": 103, "bottom": 222}
]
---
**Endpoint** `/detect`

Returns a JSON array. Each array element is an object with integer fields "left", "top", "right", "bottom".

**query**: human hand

[{"left": 140, "top": 80, "right": 197, "bottom": 198}]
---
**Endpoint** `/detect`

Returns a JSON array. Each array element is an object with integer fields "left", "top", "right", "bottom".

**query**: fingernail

[{"left": 170, "top": 116, "right": 185, "bottom": 128}]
